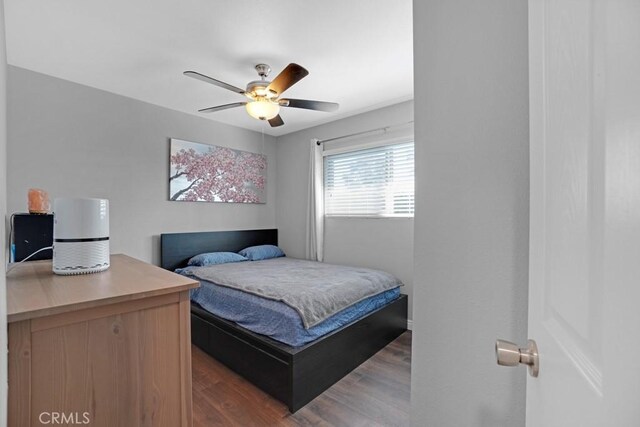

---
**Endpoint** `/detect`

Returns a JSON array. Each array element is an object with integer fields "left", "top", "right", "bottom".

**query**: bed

[{"left": 160, "top": 229, "right": 407, "bottom": 412}]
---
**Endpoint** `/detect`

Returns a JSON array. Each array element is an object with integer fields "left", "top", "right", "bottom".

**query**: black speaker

[{"left": 12, "top": 213, "right": 54, "bottom": 262}]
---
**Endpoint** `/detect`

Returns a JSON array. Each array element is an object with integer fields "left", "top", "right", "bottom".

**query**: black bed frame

[{"left": 160, "top": 229, "right": 407, "bottom": 412}]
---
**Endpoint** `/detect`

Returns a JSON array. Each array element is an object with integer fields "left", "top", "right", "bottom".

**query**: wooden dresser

[{"left": 7, "top": 254, "right": 199, "bottom": 427}]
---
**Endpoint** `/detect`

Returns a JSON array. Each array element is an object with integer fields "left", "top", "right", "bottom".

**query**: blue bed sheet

[{"left": 181, "top": 270, "right": 401, "bottom": 347}]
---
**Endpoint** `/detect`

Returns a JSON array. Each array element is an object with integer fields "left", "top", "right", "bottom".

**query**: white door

[{"left": 526, "top": 0, "right": 640, "bottom": 425}]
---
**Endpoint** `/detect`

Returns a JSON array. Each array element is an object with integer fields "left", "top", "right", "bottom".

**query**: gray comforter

[{"left": 186, "top": 257, "right": 402, "bottom": 329}]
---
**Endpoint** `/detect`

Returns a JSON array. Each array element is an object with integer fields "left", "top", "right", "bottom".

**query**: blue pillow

[
  {"left": 187, "top": 251, "right": 248, "bottom": 267},
  {"left": 238, "top": 245, "right": 285, "bottom": 261}
]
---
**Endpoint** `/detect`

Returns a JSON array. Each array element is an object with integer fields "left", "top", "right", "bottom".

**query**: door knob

[{"left": 495, "top": 339, "right": 539, "bottom": 378}]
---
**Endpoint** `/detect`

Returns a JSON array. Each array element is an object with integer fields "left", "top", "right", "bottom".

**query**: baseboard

[{"left": 407, "top": 319, "right": 413, "bottom": 331}]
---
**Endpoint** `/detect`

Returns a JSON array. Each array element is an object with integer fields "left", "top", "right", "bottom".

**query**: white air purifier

[{"left": 53, "top": 198, "right": 110, "bottom": 275}]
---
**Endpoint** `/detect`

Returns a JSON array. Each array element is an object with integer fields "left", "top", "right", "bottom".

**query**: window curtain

[{"left": 305, "top": 138, "right": 324, "bottom": 261}]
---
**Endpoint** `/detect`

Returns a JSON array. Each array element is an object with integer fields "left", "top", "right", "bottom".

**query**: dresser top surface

[{"left": 7, "top": 254, "right": 198, "bottom": 322}]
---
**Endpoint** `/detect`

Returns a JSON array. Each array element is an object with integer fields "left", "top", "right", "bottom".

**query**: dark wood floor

[{"left": 192, "top": 331, "right": 412, "bottom": 427}]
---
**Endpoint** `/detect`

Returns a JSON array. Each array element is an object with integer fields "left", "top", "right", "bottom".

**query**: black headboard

[{"left": 160, "top": 229, "right": 278, "bottom": 271}]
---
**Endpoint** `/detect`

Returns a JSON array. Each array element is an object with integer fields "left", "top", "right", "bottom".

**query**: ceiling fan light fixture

[{"left": 245, "top": 99, "right": 280, "bottom": 121}]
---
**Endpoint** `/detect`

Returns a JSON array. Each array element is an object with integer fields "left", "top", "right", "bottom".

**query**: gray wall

[
  {"left": 411, "top": 0, "right": 529, "bottom": 426},
  {"left": 7, "top": 67, "right": 277, "bottom": 265},
  {"left": 276, "top": 101, "right": 414, "bottom": 319},
  {"left": 0, "top": 1, "right": 7, "bottom": 424}
]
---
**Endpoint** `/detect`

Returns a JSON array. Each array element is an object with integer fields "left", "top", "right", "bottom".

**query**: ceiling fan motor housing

[
  {"left": 246, "top": 80, "right": 276, "bottom": 99},
  {"left": 247, "top": 64, "right": 276, "bottom": 99}
]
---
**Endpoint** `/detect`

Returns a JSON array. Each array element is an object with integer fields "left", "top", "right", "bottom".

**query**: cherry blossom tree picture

[{"left": 169, "top": 139, "right": 267, "bottom": 203}]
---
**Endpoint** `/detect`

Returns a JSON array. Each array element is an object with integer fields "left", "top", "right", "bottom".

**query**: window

[{"left": 324, "top": 141, "right": 414, "bottom": 217}]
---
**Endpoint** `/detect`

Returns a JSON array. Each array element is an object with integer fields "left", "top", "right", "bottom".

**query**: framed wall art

[{"left": 169, "top": 138, "right": 266, "bottom": 203}]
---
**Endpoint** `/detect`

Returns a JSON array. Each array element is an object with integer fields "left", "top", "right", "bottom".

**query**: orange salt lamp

[{"left": 28, "top": 188, "right": 50, "bottom": 214}]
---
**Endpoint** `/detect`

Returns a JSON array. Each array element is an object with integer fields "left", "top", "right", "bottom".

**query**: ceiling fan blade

[
  {"left": 184, "top": 71, "right": 245, "bottom": 95},
  {"left": 198, "top": 102, "right": 247, "bottom": 113},
  {"left": 280, "top": 98, "right": 339, "bottom": 112},
  {"left": 266, "top": 63, "right": 309, "bottom": 96},
  {"left": 268, "top": 115, "right": 284, "bottom": 127}
]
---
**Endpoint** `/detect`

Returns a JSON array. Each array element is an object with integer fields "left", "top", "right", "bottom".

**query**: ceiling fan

[{"left": 183, "top": 63, "right": 339, "bottom": 127}]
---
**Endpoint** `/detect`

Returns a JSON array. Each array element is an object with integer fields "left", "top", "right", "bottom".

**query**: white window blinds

[{"left": 324, "top": 141, "right": 414, "bottom": 217}]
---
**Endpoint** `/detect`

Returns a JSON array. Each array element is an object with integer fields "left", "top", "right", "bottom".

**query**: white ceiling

[{"left": 4, "top": 0, "right": 413, "bottom": 136}]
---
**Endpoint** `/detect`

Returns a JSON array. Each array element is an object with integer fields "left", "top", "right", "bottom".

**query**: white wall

[
  {"left": 7, "top": 67, "right": 277, "bottom": 265},
  {"left": 276, "top": 101, "right": 414, "bottom": 318},
  {"left": 411, "top": 0, "right": 529, "bottom": 426},
  {"left": 0, "top": 1, "right": 7, "bottom": 424}
]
